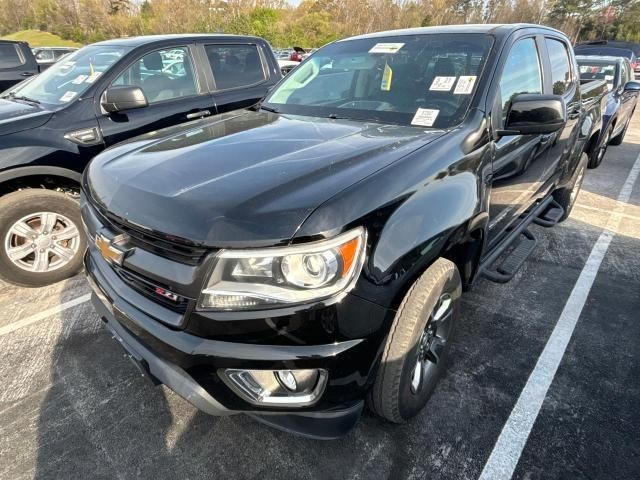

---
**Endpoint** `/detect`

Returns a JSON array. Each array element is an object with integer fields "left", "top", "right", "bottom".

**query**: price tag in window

[
  {"left": 430, "top": 76, "right": 456, "bottom": 91},
  {"left": 369, "top": 43, "right": 405, "bottom": 54},
  {"left": 59, "top": 91, "right": 77, "bottom": 102},
  {"left": 411, "top": 108, "right": 439, "bottom": 127},
  {"left": 454, "top": 76, "right": 477, "bottom": 95}
]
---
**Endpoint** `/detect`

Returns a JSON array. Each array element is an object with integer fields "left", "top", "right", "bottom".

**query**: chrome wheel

[
  {"left": 4, "top": 211, "right": 80, "bottom": 273},
  {"left": 410, "top": 292, "right": 454, "bottom": 394}
]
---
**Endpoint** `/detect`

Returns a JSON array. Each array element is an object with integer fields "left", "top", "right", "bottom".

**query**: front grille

[
  {"left": 90, "top": 201, "right": 209, "bottom": 265},
  {"left": 112, "top": 264, "right": 190, "bottom": 314}
]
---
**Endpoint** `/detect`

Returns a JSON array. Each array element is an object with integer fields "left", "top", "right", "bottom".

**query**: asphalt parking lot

[{"left": 1, "top": 114, "right": 639, "bottom": 480}]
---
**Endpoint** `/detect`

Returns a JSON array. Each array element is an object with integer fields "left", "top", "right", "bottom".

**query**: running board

[
  {"left": 479, "top": 196, "right": 553, "bottom": 284},
  {"left": 533, "top": 199, "right": 565, "bottom": 227},
  {"left": 482, "top": 229, "right": 536, "bottom": 283}
]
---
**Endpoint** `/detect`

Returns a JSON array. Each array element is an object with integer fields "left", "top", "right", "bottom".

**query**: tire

[
  {"left": 609, "top": 118, "right": 630, "bottom": 146},
  {"left": 554, "top": 152, "right": 588, "bottom": 223},
  {"left": 367, "top": 258, "right": 461, "bottom": 423},
  {"left": 0, "top": 189, "right": 86, "bottom": 287},
  {"left": 588, "top": 126, "right": 612, "bottom": 169}
]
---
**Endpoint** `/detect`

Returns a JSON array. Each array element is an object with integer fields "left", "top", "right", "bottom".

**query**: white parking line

[
  {"left": 0, "top": 293, "right": 91, "bottom": 337},
  {"left": 478, "top": 151, "right": 640, "bottom": 480}
]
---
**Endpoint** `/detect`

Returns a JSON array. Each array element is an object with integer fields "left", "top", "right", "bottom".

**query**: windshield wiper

[
  {"left": 7, "top": 92, "right": 40, "bottom": 104},
  {"left": 260, "top": 105, "right": 279, "bottom": 113}
]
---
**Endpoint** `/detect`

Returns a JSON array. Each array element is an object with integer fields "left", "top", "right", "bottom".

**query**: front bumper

[{"left": 84, "top": 244, "right": 391, "bottom": 438}]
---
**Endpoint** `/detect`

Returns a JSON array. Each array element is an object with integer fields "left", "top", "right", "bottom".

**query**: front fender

[{"left": 295, "top": 130, "right": 489, "bottom": 310}]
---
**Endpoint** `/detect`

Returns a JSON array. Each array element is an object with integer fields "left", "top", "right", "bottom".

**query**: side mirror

[
  {"left": 499, "top": 94, "right": 566, "bottom": 136},
  {"left": 101, "top": 86, "right": 148, "bottom": 113},
  {"left": 623, "top": 80, "right": 640, "bottom": 92}
]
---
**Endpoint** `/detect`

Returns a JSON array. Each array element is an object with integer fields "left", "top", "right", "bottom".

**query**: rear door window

[
  {"left": 205, "top": 44, "right": 266, "bottom": 90},
  {"left": 0, "top": 44, "right": 24, "bottom": 68},
  {"left": 545, "top": 38, "right": 574, "bottom": 95}
]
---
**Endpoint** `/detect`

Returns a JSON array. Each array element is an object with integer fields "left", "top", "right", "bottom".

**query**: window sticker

[
  {"left": 86, "top": 71, "right": 102, "bottom": 83},
  {"left": 381, "top": 63, "right": 393, "bottom": 91},
  {"left": 369, "top": 43, "right": 405, "bottom": 54},
  {"left": 454, "top": 76, "right": 477, "bottom": 95},
  {"left": 430, "top": 76, "right": 456, "bottom": 91},
  {"left": 72, "top": 75, "right": 88, "bottom": 85},
  {"left": 411, "top": 108, "right": 439, "bottom": 127},
  {"left": 59, "top": 91, "right": 77, "bottom": 102}
]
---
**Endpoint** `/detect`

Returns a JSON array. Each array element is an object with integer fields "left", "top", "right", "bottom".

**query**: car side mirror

[
  {"left": 101, "top": 86, "right": 148, "bottom": 114},
  {"left": 623, "top": 80, "right": 640, "bottom": 92},
  {"left": 499, "top": 94, "right": 566, "bottom": 136}
]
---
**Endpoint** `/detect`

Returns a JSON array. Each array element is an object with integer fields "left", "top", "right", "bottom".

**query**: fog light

[
  {"left": 276, "top": 370, "right": 297, "bottom": 391},
  {"left": 221, "top": 368, "right": 327, "bottom": 407}
]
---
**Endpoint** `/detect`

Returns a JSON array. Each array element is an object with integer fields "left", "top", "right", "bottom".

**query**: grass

[{"left": 1, "top": 30, "right": 82, "bottom": 47}]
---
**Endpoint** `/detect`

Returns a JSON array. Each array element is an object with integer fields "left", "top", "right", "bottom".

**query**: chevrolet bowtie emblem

[{"left": 95, "top": 233, "right": 130, "bottom": 266}]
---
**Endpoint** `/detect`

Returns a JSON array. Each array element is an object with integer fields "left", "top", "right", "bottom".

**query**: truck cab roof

[{"left": 92, "top": 34, "right": 269, "bottom": 48}]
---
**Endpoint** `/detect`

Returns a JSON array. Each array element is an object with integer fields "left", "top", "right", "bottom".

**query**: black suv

[
  {"left": 0, "top": 40, "right": 39, "bottom": 91},
  {"left": 0, "top": 34, "right": 281, "bottom": 287},
  {"left": 83, "top": 25, "right": 607, "bottom": 438}
]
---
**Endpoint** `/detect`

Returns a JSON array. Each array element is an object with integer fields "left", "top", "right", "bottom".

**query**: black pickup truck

[
  {"left": 0, "top": 34, "right": 281, "bottom": 287},
  {"left": 0, "top": 40, "right": 39, "bottom": 91},
  {"left": 82, "top": 24, "right": 607, "bottom": 438}
]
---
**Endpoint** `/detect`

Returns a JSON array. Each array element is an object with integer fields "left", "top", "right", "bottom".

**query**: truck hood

[
  {"left": 87, "top": 110, "right": 445, "bottom": 247},
  {"left": 0, "top": 98, "right": 53, "bottom": 137}
]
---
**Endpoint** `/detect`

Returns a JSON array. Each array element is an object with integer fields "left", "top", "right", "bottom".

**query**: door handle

[
  {"left": 21, "top": 72, "right": 35, "bottom": 77},
  {"left": 186, "top": 110, "right": 211, "bottom": 120}
]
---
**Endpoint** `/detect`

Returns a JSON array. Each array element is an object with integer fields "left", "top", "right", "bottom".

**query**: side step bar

[{"left": 479, "top": 196, "right": 565, "bottom": 284}]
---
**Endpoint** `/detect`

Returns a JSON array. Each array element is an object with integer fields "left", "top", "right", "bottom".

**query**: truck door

[
  {"left": 203, "top": 43, "right": 273, "bottom": 114},
  {"left": 488, "top": 37, "right": 553, "bottom": 247},
  {"left": 618, "top": 60, "right": 636, "bottom": 129},
  {"left": 538, "top": 36, "right": 581, "bottom": 192},
  {"left": 98, "top": 45, "right": 217, "bottom": 147}
]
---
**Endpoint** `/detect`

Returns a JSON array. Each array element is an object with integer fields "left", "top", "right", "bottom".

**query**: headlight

[{"left": 198, "top": 227, "right": 367, "bottom": 311}]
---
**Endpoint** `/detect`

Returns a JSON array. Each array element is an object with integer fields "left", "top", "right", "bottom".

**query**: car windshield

[
  {"left": 263, "top": 34, "right": 493, "bottom": 128},
  {"left": 578, "top": 60, "right": 619, "bottom": 91},
  {"left": 2, "top": 45, "right": 132, "bottom": 107}
]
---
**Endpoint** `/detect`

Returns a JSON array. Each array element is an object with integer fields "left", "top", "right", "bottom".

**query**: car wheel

[
  {"left": 367, "top": 258, "right": 461, "bottom": 423},
  {"left": 0, "top": 189, "right": 86, "bottom": 287},
  {"left": 554, "top": 152, "right": 588, "bottom": 222},
  {"left": 609, "top": 117, "right": 631, "bottom": 146},
  {"left": 588, "top": 126, "right": 612, "bottom": 169}
]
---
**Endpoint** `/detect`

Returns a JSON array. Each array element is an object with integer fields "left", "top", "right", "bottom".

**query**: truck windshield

[
  {"left": 577, "top": 60, "right": 619, "bottom": 91},
  {"left": 3, "top": 45, "right": 132, "bottom": 107},
  {"left": 263, "top": 33, "right": 493, "bottom": 128}
]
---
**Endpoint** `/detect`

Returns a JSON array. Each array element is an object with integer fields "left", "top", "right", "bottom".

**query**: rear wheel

[
  {"left": 367, "top": 258, "right": 461, "bottom": 423},
  {"left": 0, "top": 189, "right": 86, "bottom": 287},
  {"left": 554, "top": 153, "right": 588, "bottom": 222}
]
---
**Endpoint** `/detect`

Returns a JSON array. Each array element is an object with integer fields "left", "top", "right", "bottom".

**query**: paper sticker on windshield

[
  {"left": 430, "top": 76, "right": 456, "bottom": 91},
  {"left": 72, "top": 75, "right": 88, "bottom": 85},
  {"left": 369, "top": 43, "right": 404, "bottom": 54},
  {"left": 59, "top": 91, "right": 77, "bottom": 102},
  {"left": 454, "top": 76, "right": 477, "bottom": 95},
  {"left": 411, "top": 108, "right": 439, "bottom": 127},
  {"left": 86, "top": 72, "right": 102, "bottom": 83},
  {"left": 381, "top": 63, "right": 393, "bottom": 91}
]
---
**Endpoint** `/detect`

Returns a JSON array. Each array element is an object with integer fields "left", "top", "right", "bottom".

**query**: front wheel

[
  {"left": 0, "top": 189, "right": 86, "bottom": 287},
  {"left": 588, "top": 126, "right": 612, "bottom": 169},
  {"left": 367, "top": 258, "right": 461, "bottom": 423}
]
